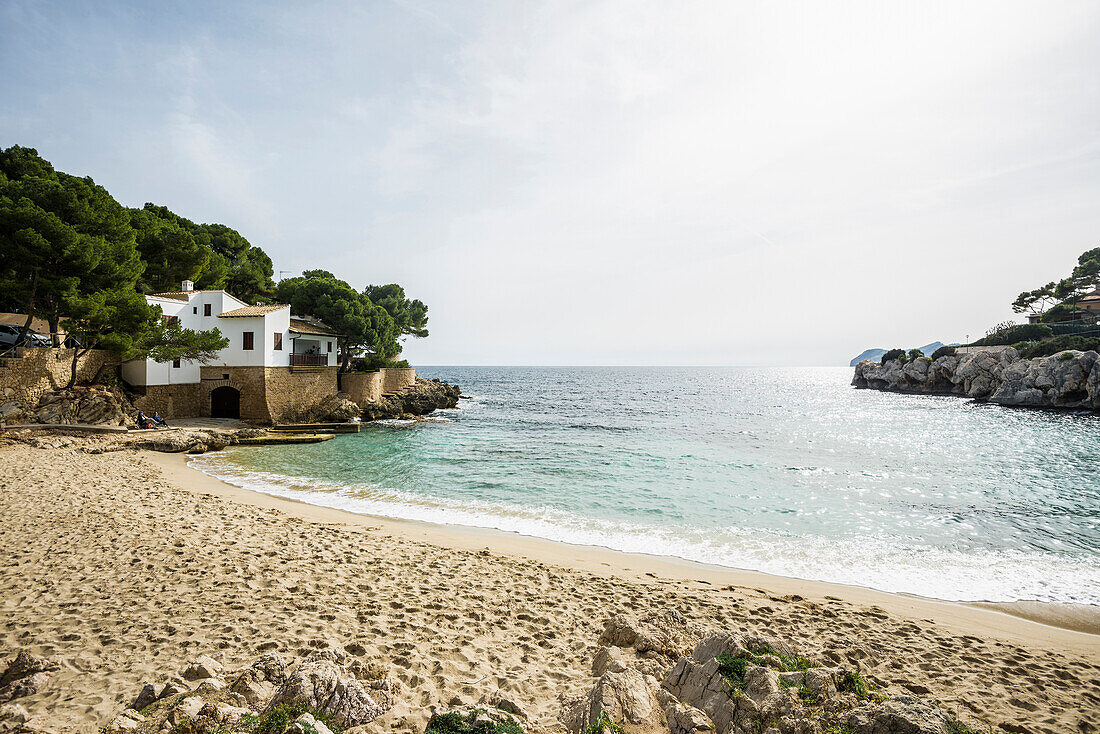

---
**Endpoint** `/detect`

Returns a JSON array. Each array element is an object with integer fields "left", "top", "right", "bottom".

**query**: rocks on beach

[
  {"left": 103, "top": 649, "right": 396, "bottom": 734},
  {"left": 852, "top": 347, "right": 1100, "bottom": 410}
]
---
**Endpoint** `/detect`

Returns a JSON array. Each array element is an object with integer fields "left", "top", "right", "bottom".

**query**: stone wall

[
  {"left": 132, "top": 383, "right": 207, "bottom": 421},
  {"left": 342, "top": 371, "right": 382, "bottom": 407},
  {"left": 0, "top": 348, "right": 113, "bottom": 407},
  {"left": 264, "top": 366, "right": 340, "bottom": 423},
  {"left": 380, "top": 367, "right": 417, "bottom": 395}
]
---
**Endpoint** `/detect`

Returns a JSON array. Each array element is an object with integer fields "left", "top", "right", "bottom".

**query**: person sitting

[
  {"left": 135, "top": 410, "right": 155, "bottom": 429},
  {"left": 152, "top": 411, "right": 169, "bottom": 428}
]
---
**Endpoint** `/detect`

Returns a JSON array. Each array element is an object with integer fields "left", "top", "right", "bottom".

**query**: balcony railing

[{"left": 290, "top": 353, "right": 329, "bottom": 367}]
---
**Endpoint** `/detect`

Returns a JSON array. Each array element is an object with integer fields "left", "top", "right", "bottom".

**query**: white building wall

[{"left": 127, "top": 291, "right": 293, "bottom": 386}]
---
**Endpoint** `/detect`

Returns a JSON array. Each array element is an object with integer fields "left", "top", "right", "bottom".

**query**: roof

[
  {"left": 149, "top": 291, "right": 195, "bottom": 301},
  {"left": 0, "top": 313, "right": 54, "bottom": 334},
  {"left": 218, "top": 304, "right": 290, "bottom": 318},
  {"left": 288, "top": 317, "right": 338, "bottom": 336}
]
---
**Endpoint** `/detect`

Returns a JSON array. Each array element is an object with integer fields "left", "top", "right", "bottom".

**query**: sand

[{"left": 0, "top": 444, "right": 1097, "bottom": 734}]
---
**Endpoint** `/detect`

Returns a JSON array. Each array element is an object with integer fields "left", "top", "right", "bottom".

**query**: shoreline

[{"left": 154, "top": 451, "right": 1100, "bottom": 648}]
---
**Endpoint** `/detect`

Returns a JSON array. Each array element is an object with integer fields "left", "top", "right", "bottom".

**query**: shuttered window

[
  {"left": 327, "top": 341, "right": 332, "bottom": 352},
  {"left": 243, "top": 332, "right": 254, "bottom": 350},
  {"left": 204, "top": 304, "right": 211, "bottom": 316},
  {"left": 273, "top": 333, "right": 283, "bottom": 350}
]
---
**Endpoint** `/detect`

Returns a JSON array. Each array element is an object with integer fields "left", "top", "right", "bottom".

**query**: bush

[
  {"left": 930, "top": 345, "right": 956, "bottom": 360},
  {"left": 1020, "top": 335, "right": 1100, "bottom": 359},
  {"left": 907, "top": 349, "right": 925, "bottom": 361},
  {"left": 971, "top": 323, "right": 1053, "bottom": 346},
  {"left": 349, "top": 354, "right": 411, "bottom": 372},
  {"left": 880, "top": 348, "right": 906, "bottom": 365}
]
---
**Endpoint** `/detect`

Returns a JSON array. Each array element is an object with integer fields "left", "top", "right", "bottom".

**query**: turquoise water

[{"left": 190, "top": 366, "right": 1100, "bottom": 604}]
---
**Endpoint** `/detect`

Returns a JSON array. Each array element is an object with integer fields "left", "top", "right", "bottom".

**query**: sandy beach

[{"left": 0, "top": 443, "right": 1097, "bottom": 734}]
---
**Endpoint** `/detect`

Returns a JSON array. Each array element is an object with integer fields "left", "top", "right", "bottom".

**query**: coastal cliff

[{"left": 852, "top": 347, "right": 1100, "bottom": 410}]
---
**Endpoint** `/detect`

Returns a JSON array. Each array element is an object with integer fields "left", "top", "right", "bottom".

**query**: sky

[{"left": 1, "top": 0, "right": 1098, "bottom": 366}]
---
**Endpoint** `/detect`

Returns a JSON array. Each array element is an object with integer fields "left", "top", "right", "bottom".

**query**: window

[
  {"left": 204, "top": 303, "right": 212, "bottom": 316},
  {"left": 243, "top": 331, "right": 254, "bottom": 350},
  {"left": 327, "top": 341, "right": 332, "bottom": 352},
  {"left": 172, "top": 358, "right": 180, "bottom": 368},
  {"left": 193, "top": 307, "right": 197, "bottom": 314},
  {"left": 273, "top": 332, "right": 282, "bottom": 350},
  {"left": 164, "top": 315, "right": 179, "bottom": 326}
]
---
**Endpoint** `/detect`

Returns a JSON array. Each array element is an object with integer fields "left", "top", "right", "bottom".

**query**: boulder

[
  {"left": 231, "top": 651, "right": 287, "bottom": 707},
  {"left": 264, "top": 652, "right": 392, "bottom": 728},
  {"left": 598, "top": 609, "right": 704, "bottom": 660},
  {"left": 182, "top": 655, "right": 223, "bottom": 681},
  {"left": 131, "top": 682, "right": 165, "bottom": 711},
  {"left": 103, "top": 708, "right": 145, "bottom": 733},
  {"left": 0, "top": 652, "right": 57, "bottom": 703},
  {"left": 561, "top": 667, "right": 660, "bottom": 733},
  {"left": 478, "top": 690, "right": 530, "bottom": 720},
  {"left": 846, "top": 695, "right": 951, "bottom": 734},
  {"left": 592, "top": 646, "right": 627, "bottom": 676},
  {"left": 290, "top": 712, "right": 336, "bottom": 734},
  {"left": 666, "top": 702, "right": 714, "bottom": 734}
]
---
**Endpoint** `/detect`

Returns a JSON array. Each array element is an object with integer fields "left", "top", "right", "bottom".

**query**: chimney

[{"left": 181, "top": 280, "right": 194, "bottom": 292}]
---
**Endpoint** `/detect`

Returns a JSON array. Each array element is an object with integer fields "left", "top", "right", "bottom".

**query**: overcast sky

[{"left": 2, "top": 1, "right": 1098, "bottom": 365}]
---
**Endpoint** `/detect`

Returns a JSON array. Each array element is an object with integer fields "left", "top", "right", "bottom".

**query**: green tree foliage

[
  {"left": 1012, "top": 247, "right": 1100, "bottom": 319},
  {"left": 275, "top": 273, "right": 398, "bottom": 372},
  {"left": 0, "top": 145, "right": 143, "bottom": 345},
  {"left": 134, "top": 203, "right": 274, "bottom": 303},
  {"left": 363, "top": 283, "right": 429, "bottom": 339},
  {"left": 130, "top": 205, "right": 210, "bottom": 293}
]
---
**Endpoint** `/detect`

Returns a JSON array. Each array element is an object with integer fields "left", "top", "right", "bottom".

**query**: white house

[{"left": 122, "top": 280, "right": 340, "bottom": 421}]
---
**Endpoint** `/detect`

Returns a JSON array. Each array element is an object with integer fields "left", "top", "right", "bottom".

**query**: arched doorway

[{"left": 210, "top": 386, "right": 240, "bottom": 419}]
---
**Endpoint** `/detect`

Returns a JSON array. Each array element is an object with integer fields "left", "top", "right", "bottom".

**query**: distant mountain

[{"left": 849, "top": 341, "right": 949, "bottom": 367}]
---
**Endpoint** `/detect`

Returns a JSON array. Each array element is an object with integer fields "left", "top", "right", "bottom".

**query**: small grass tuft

[
  {"left": 824, "top": 725, "right": 856, "bottom": 734},
  {"left": 426, "top": 708, "right": 525, "bottom": 734},
  {"left": 240, "top": 702, "right": 343, "bottom": 734},
  {"left": 839, "top": 670, "right": 870, "bottom": 700}
]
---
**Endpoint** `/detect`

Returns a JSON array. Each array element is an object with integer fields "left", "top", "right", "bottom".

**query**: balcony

[{"left": 290, "top": 353, "right": 329, "bottom": 368}]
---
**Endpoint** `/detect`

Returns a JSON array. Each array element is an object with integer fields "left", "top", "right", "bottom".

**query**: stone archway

[{"left": 210, "top": 385, "right": 241, "bottom": 419}]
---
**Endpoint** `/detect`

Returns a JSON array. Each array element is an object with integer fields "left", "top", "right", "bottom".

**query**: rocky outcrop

[
  {"left": 562, "top": 620, "right": 983, "bottom": 734},
  {"left": 104, "top": 648, "right": 394, "bottom": 734},
  {"left": 852, "top": 348, "right": 1100, "bottom": 410},
  {"left": 359, "top": 378, "right": 462, "bottom": 421},
  {"left": 0, "top": 385, "right": 138, "bottom": 427},
  {"left": 284, "top": 393, "right": 363, "bottom": 424}
]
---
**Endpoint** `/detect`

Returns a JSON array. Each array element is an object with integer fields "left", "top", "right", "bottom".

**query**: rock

[
  {"left": 132, "top": 682, "right": 166, "bottom": 710},
  {"left": 592, "top": 646, "right": 628, "bottom": 676},
  {"left": 160, "top": 677, "right": 190, "bottom": 698},
  {"left": 230, "top": 651, "right": 287, "bottom": 707},
  {"left": 359, "top": 379, "right": 461, "bottom": 421},
  {"left": 182, "top": 655, "right": 223, "bottom": 681},
  {"left": 265, "top": 652, "right": 392, "bottom": 728},
  {"left": 478, "top": 690, "right": 530, "bottom": 720},
  {"left": 598, "top": 609, "right": 704, "bottom": 660},
  {"left": 666, "top": 702, "right": 714, "bottom": 734},
  {"left": 194, "top": 678, "right": 226, "bottom": 696},
  {"left": 0, "top": 652, "right": 57, "bottom": 703},
  {"left": 103, "top": 708, "right": 145, "bottom": 733},
  {"left": 290, "top": 712, "right": 335, "bottom": 734},
  {"left": 205, "top": 702, "right": 252, "bottom": 727},
  {"left": 0, "top": 704, "right": 29, "bottom": 723},
  {"left": 172, "top": 696, "right": 205, "bottom": 723},
  {"left": 855, "top": 348, "right": 1100, "bottom": 412},
  {"left": 561, "top": 667, "right": 660, "bottom": 733},
  {"left": 846, "top": 695, "right": 951, "bottom": 734}
]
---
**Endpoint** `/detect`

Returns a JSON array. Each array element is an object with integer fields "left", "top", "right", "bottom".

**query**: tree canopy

[
  {"left": 0, "top": 145, "right": 434, "bottom": 385},
  {"left": 1012, "top": 246, "right": 1100, "bottom": 321},
  {"left": 275, "top": 273, "right": 400, "bottom": 372}
]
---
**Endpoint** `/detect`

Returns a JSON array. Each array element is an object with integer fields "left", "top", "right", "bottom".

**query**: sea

[{"left": 189, "top": 366, "right": 1100, "bottom": 605}]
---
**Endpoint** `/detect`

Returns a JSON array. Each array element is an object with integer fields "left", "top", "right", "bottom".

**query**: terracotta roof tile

[
  {"left": 288, "top": 317, "right": 338, "bottom": 336},
  {"left": 218, "top": 304, "right": 289, "bottom": 318},
  {"left": 149, "top": 291, "right": 196, "bottom": 301}
]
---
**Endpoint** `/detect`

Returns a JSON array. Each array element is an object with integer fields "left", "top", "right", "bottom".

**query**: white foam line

[{"left": 187, "top": 454, "right": 1100, "bottom": 605}]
